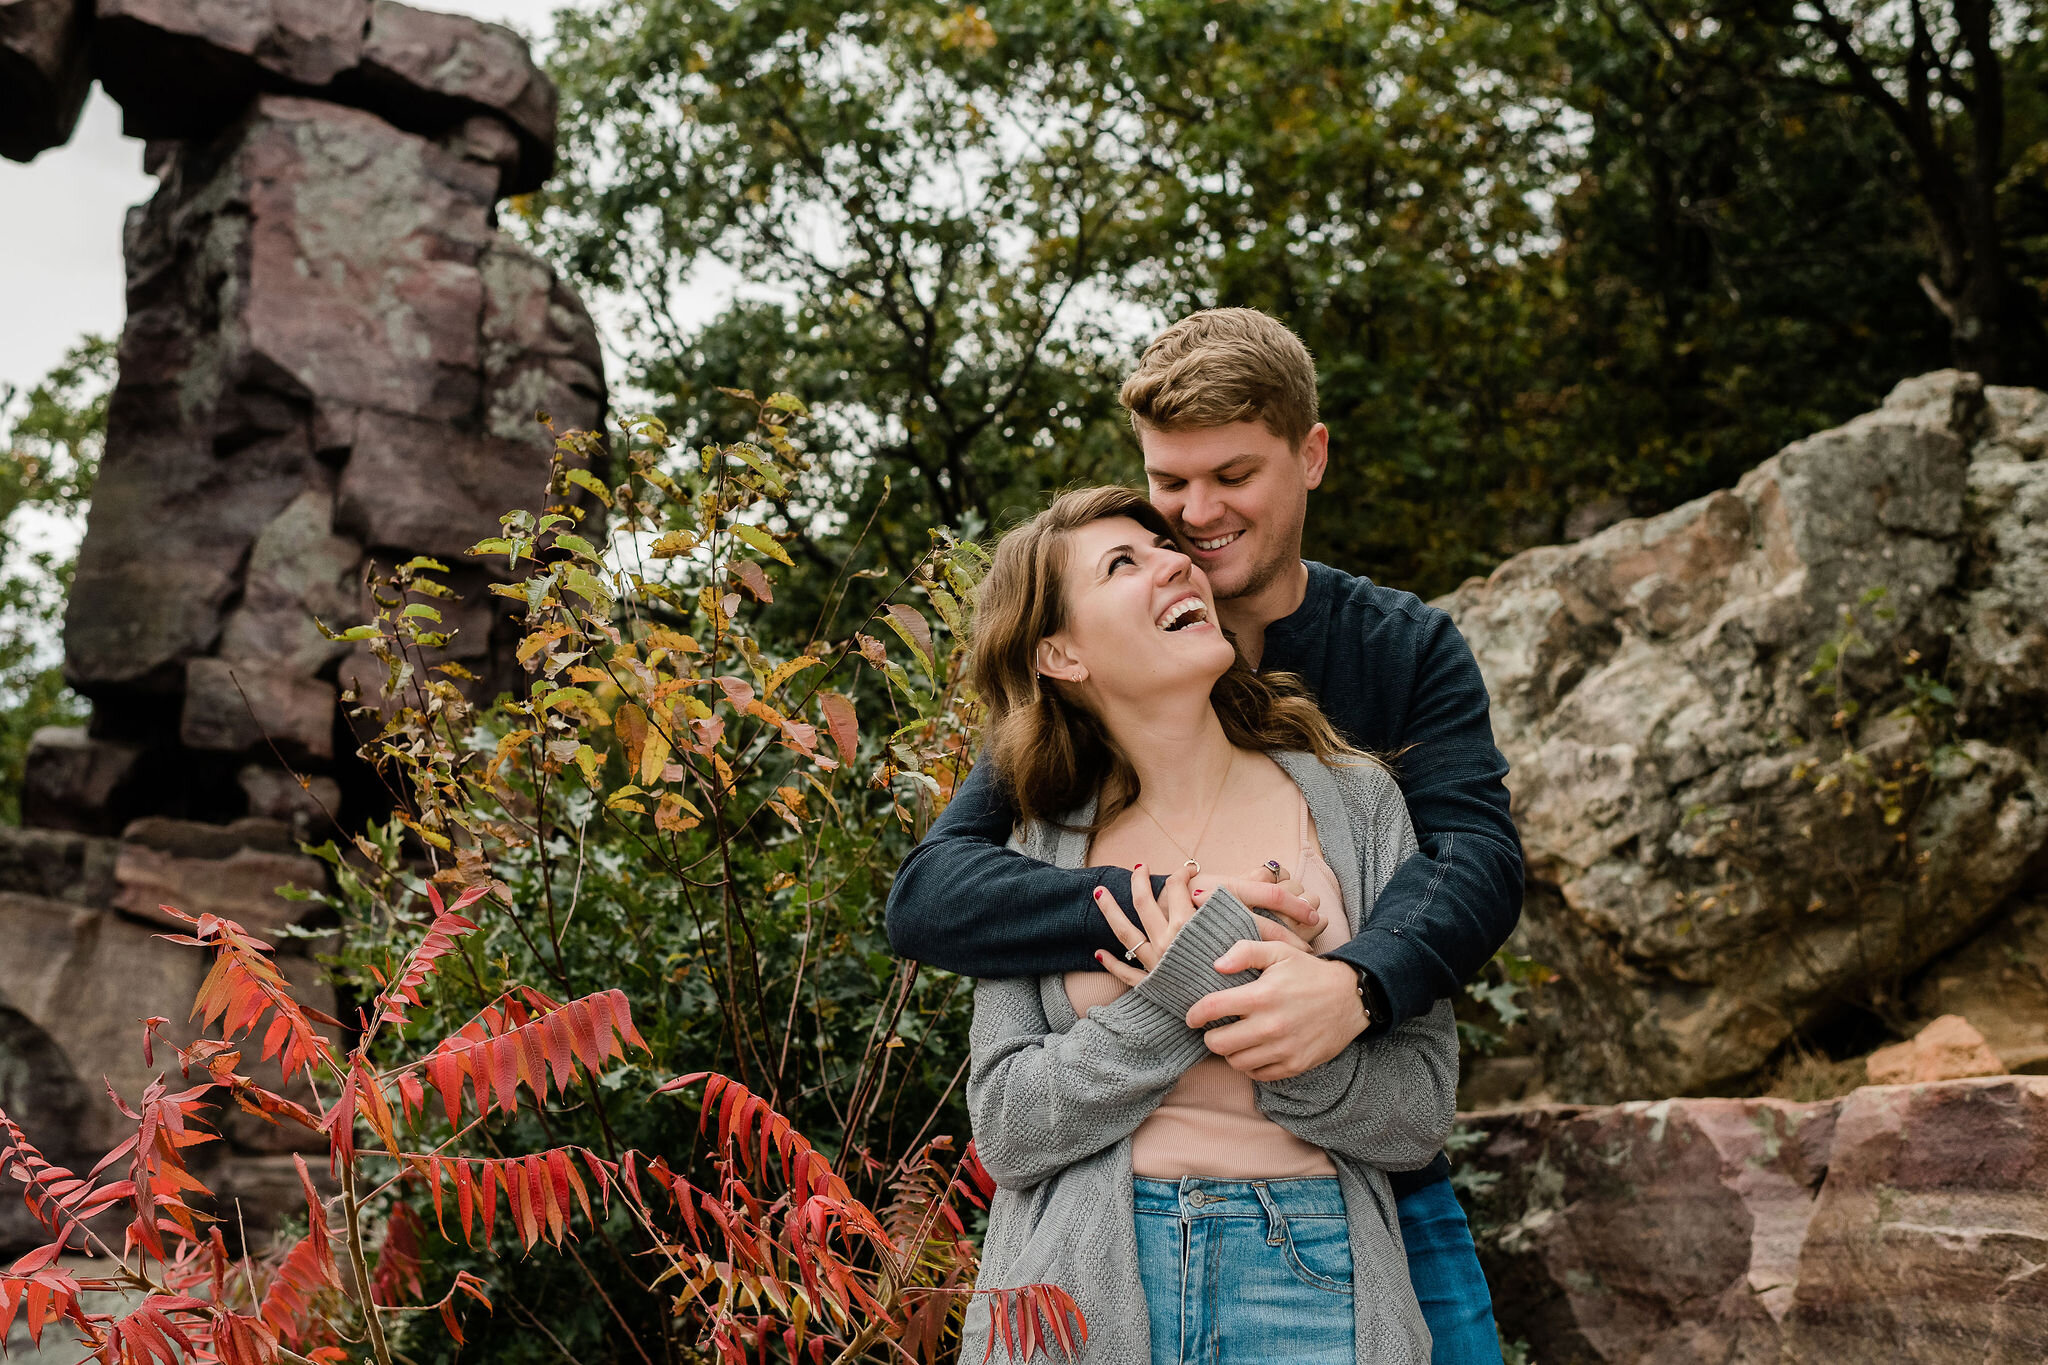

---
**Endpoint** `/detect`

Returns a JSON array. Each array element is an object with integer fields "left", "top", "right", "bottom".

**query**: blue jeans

[
  {"left": 1134, "top": 1176, "right": 1354, "bottom": 1364},
  {"left": 1397, "top": 1177, "right": 1502, "bottom": 1365},
  {"left": 1131, "top": 1175, "right": 1500, "bottom": 1364}
]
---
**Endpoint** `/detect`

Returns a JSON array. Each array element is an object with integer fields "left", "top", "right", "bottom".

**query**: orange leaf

[
  {"left": 819, "top": 693, "right": 858, "bottom": 766},
  {"left": 613, "top": 703, "right": 649, "bottom": 775},
  {"left": 478, "top": 1160, "right": 499, "bottom": 1249}
]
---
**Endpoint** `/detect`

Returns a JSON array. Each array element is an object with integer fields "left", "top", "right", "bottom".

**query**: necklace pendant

[{"left": 1184, "top": 859, "right": 1200, "bottom": 873}]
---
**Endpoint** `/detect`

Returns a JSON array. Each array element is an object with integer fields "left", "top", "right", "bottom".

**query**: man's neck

[{"left": 1217, "top": 559, "right": 1310, "bottom": 670}]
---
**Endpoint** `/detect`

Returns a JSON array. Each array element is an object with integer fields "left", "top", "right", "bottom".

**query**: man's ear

[
  {"left": 1034, "top": 635, "right": 1087, "bottom": 684},
  {"left": 1299, "top": 423, "right": 1330, "bottom": 490}
]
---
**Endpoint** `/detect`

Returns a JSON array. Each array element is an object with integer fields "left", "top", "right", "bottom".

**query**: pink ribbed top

[{"left": 1063, "top": 788, "right": 1348, "bottom": 1179}]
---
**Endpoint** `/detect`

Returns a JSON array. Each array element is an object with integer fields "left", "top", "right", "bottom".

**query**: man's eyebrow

[{"left": 1146, "top": 453, "right": 1265, "bottom": 479}]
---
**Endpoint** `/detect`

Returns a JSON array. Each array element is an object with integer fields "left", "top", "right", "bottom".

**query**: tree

[
  {"left": 1520, "top": 0, "right": 1957, "bottom": 530},
  {"left": 545, "top": 0, "right": 1591, "bottom": 594},
  {"left": 544, "top": 0, "right": 2041, "bottom": 601},
  {"left": 0, "top": 335, "right": 111, "bottom": 821},
  {"left": 1597, "top": 0, "right": 2048, "bottom": 383},
  {"left": 541, "top": 0, "right": 1147, "bottom": 609}
]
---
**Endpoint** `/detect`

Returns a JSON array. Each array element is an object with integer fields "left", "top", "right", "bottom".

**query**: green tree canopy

[{"left": 543, "top": 0, "right": 2039, "bottom": 601}]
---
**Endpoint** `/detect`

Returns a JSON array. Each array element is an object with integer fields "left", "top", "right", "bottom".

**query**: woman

[{"left": 959, "top": 487, "right": 1457, "bottom": 1365}]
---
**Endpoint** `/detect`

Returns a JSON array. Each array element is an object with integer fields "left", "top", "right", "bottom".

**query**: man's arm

[
  {"left": 1325, "top": 613, "right": 1524, "bottom": 1033},
  {"left": 884, "top": 757, "right": 1124, "bottom": 976},
  {"left": 886, "top": 758, "right": 1325, "bottom": 976}
]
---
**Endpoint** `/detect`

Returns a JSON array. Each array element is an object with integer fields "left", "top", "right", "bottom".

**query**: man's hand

[{"left": 1185, "top": 941, "right": 1367, "bottom": 1081}]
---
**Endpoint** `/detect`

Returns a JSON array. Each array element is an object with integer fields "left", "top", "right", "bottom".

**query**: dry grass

[{"left": 1759, "top": 1042, "right": 1870, "bottom": 1102}]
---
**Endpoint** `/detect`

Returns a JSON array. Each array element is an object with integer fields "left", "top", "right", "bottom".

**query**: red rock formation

[
  {"left": 93, "top": 0, "right": 554, "bottom": 191},
  {"left": 1865, "top": 1013, "right": 2007, "bottom": 1084},
  {"left": 48, "top": 79, "right": 601, "bottom": 831},
  {"left": 1, "top": 0, "right": 603, "bottom": 1253},
  {"left": 0, "top": 0, "right": 91, "bottom": 162},
  {"left": 1462, "top": 1078, "right": 2048, "bottom": 1363}
]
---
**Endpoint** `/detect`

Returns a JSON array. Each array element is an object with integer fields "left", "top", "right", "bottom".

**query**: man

[{"left": 887, "top": 308, "right": 1522, "bottom": 1361}]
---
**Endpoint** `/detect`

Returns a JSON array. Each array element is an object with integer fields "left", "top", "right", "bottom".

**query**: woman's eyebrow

[{"left": 1096, "top": 543, "right": 1137, "bottom": 574}]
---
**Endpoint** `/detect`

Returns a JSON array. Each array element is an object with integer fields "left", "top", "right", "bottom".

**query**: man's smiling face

[{"left": 1141, "top": 418, "right": 1329, "bottom": 604}]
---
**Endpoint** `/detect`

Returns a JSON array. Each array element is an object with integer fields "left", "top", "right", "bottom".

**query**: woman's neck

[{"left": 1097, "top": 689, "right": 1238, "bottom": 820}]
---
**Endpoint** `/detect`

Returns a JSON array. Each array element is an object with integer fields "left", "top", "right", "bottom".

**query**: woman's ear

[{"left": 1034, "top": 635, "right": 1087, "bottom": 684}]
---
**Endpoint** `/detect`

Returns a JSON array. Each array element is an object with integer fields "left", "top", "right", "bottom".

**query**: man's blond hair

[{"left": 1118, "top": 308, "right": 1319, "bottom": 448}]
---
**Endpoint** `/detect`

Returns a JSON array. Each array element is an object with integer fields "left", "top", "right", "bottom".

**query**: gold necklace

[{"left": 1133, "top": 749, "right": 1236, "bottom": 874}]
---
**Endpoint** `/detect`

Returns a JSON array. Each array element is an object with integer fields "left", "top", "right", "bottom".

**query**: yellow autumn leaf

[
  {"left": 655, "top": 793, "right": 700, "bottom": 833},
  {"left": 762, "top": 655, "right": 820, "bottom": 697},
  {"left": 731, "top": 522, "right": 794, "bottom": 566},
  {"left": 639, "top": 718, "right": 673, "bottom": 786}
]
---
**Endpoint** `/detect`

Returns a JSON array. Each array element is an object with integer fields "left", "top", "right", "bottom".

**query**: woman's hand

[
  {"left": 1200, "top": 860, "right": 1322, "bottom": 938},
  {"left": 1093, "top": 863, "right": 1199, "bottom": 986},
  {"left": 1206, "top": 860, "right": 1319, "bottom": 952}
]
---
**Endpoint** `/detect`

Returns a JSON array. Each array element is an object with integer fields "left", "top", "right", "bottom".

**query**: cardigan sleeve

[
  {"left": 965, "top": 894, "right": 1262, "bottom": 1190},
  {"left": 1255, "top": 762, "right": 1460, "bottom": 1170}
]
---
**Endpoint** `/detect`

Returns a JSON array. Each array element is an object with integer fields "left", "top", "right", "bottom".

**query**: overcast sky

[{"left": 0, "top": 0, "right": 585, "bottom": 397}]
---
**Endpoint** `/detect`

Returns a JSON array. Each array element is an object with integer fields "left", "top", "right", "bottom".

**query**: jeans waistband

[{"left": 1133, "top": 1175, "right": 1346, "bottom": 1219}]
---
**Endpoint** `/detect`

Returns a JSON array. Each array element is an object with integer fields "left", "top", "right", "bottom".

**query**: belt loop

[{"left": 1250, "top": 1180, "right": 1286, "bottom": 1246}]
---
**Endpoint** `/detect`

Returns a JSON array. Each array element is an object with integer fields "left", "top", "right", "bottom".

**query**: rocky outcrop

[
  {"left": 0, "top": 820, "right": 333, "bottom": 1252},
  {"left": 62, "top": 91, "right": 601, "bottom": 783},
  {"left": 1, "top": 0, "right": 605, "bottom": 1248},
  {"left": 1440, "top": 375, "right": 2048, "bottom": 1100},
  {"left": 7, "top": 0, "right": 607, "bottom": 836},
  {"left": 94, "top": 0, "right": 554, "bottom": 192},
  {"left": 1462, "top": 1077, "right": 2048, "bottom": 1363},
  {"left": 0, "top": 0, "right": 90, "bottom": 162}
]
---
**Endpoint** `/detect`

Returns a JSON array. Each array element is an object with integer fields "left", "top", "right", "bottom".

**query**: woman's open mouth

[{"left": 1156, "top": 596, "right": 1211, "bottom": 632}]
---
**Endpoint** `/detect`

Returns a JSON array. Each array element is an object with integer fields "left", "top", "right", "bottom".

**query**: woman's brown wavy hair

[{"left": 970, "top": 486, "right": 1364, "bottom": 832}]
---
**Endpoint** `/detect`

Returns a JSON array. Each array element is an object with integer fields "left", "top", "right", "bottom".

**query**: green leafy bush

[{"left": 309, "top": 396, "right": 1021, "bottom": 1362}]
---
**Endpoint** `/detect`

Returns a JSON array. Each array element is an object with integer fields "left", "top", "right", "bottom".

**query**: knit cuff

[
  {"left": 1132, "top": 889, "right": 1261, "bottom": 1024},
  {"left": 1083, "top": 986, "right": 1216, "bottom": 1073}
]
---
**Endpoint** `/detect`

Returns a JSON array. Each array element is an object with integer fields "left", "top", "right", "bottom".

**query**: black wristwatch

[{"left": 1349, "top": 964, "right": 1388, "bottom": 1037}]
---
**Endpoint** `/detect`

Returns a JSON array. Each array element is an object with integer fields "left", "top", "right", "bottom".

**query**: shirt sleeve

[
  {"left": 1323, "top": 613, "right": 1525, "bottom": 1031},
  {"left": 884, "top": 755, "right": 1130, "bottom": 976}
]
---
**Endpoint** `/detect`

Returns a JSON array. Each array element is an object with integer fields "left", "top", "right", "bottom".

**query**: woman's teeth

[
  {"left": 1157, "top": 598, "right": 1209, "bottom": 631},
  {"left": 1192, "top": 532, "right": 1241, "bottom": 552}
]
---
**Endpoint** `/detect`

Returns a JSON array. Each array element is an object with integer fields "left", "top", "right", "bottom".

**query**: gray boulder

[{"left": 1440, "top": 374, "right": 2048, "bottom": 1099}]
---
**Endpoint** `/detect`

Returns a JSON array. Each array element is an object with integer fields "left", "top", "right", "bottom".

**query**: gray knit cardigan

[{"left": 959, "top": 752, "right": 1458, "bottom": 1365}]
